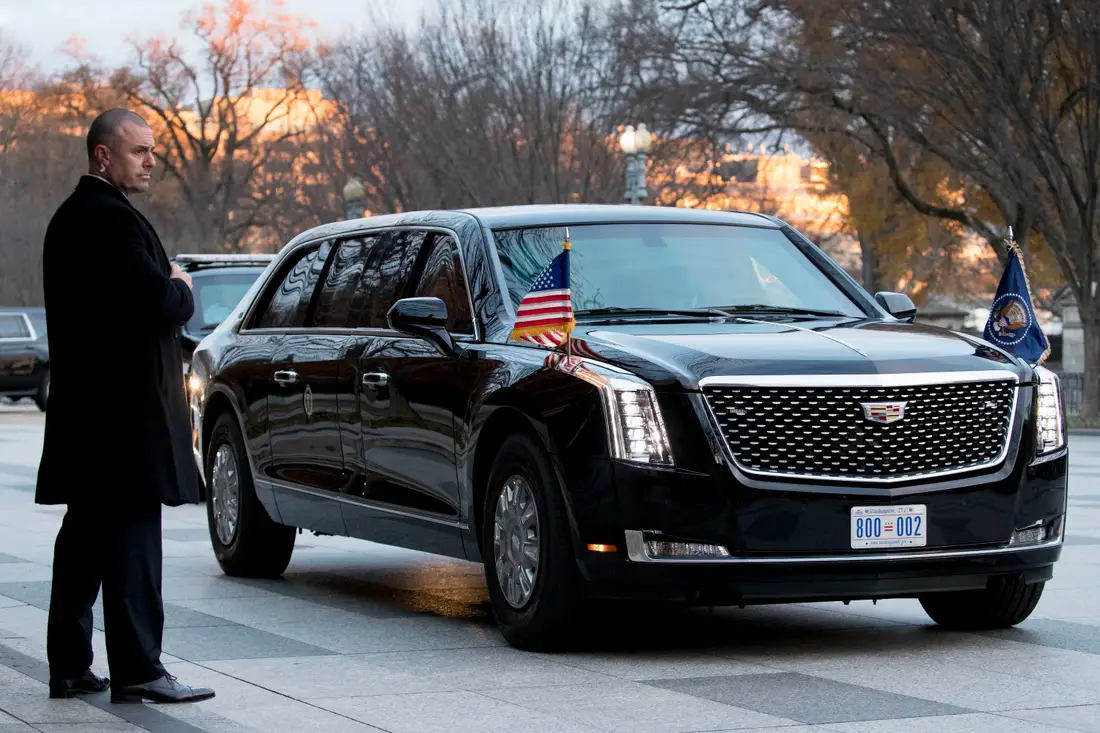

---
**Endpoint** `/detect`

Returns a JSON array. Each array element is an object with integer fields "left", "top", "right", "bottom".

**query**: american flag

[{"left": 509, "top": 243, "right": 574, "bottom": 347}]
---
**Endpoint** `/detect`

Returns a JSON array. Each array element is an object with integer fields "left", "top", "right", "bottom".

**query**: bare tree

[
  {"left": 60, "top": 0, "right": 321, "bottom": 252},
  {"left": 319, "top": 0, "right": 630, "bottom": 214}
]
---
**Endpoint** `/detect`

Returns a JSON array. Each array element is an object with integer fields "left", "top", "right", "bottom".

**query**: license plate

[{"left": 850, "top": 505, "right": 927, "bottom": 549}]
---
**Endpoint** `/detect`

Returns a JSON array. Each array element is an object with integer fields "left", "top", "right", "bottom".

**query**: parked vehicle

[
  {"left": 172, "top": 254, "right": 276, "bottom": 374},
  {"left": 0, "top": 307, "right": 49, "bottom": 411},
  {"left": 187, "top": 205, "right": 1067, "bottom": 650}
]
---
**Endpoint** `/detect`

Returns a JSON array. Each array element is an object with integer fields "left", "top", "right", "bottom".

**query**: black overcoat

[{"left": 35, "top": 175, "right": 200, "bottom": 506}]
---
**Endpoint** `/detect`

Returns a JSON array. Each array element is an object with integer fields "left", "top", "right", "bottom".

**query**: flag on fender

[
  {"left": 983, "top": 234, "right": 1050, "bottom": 365},
  {"left": 509, "top": 239, "right": 574, "bottom": 348}
]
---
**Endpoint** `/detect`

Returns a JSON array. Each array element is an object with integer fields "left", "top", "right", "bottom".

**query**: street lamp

[
  {"left": 619, "top": 123, "right": 652, "bottom": 205},
  {"left": 343, "top": 177, "right": 365, "bottom": 221}
]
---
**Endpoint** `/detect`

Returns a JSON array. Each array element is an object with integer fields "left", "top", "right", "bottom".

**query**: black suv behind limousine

[
  {"left": 0, "top": 307, "right": 49, "bottom": 411},
  {"left": 188, "top": 205, "right": 1068, "bottom": 650}
]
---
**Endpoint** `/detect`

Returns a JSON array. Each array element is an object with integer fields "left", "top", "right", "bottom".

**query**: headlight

[
  {"left": 1035, "top": 365, "right": 1065, "bottom": 454},
  {"left": 551, "top": 355, "right": 674, "bottom": 466}
]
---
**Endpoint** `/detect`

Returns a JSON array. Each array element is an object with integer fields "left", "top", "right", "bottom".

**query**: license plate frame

[{"left": 850, "top": 504, "right": 927, "bottom": 549}]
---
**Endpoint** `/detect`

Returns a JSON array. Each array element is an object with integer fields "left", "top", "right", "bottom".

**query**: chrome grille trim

[{"left": 700, "top": 371, "right": 1021, "bottom": 484}]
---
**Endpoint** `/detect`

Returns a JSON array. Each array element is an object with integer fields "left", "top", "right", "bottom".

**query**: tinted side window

[
  {"left": 311, "top": 235, "right": 379, "bottom": 328},
  {"left": 357, "top": 230, "right": 427, "bottom": 329},
  {"left": 253, "top": 241, "right": 332, "bottom": 329},
  {"left": 0, "top": 315, "right": 29, "bottom": 339},
  {"left": 413, "top": 235, "right": 474, "bottom": 334}
]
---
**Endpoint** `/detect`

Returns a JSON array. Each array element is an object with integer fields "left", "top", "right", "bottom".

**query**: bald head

[
  {"left": 86, "top": 108, "right": 156, "bottom": 195},
  {"left": 86, "top": 108, "right": 149, "bottom": 158}
]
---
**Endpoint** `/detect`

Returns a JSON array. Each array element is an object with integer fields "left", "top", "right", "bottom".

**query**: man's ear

[{"left": 93, "top": 144, "right": 110, "bottom": 173}]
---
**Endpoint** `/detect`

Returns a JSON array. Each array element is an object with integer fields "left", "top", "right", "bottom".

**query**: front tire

[
  {"left": 481, "top": 433, "right": 582, "bottom": 651},
  {"left": 919, "top": 575, "right": 1044, "bottom": 630},
  {"left": 205, "top": 411, "right": 295, "bottom": 578},
  {"left": 34, "top": 370, "right": 49, "bottom": 412}
]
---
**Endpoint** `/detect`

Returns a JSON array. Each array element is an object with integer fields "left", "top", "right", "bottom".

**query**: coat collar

[{"left": 78, "top": 174, "right": 132, "bottom": 206}]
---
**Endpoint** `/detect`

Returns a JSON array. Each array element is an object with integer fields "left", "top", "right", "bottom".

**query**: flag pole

[{"left": 564, "top": 227, "right": 573, "bottom": 361}]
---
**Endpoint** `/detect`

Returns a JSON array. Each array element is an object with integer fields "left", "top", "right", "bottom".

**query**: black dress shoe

[
  {"left": 49, "top": 669, "right": 110, "bottom": 699},
  {"left": 111, "top": 673, "right": 215, "bottom": 704}
]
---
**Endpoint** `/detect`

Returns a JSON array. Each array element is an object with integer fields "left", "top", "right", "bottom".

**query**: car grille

[{"left": 703, "top": 379, "right": 1018, "bottom": 481}]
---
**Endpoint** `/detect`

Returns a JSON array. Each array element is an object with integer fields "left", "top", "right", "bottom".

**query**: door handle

[
  {"left": 362, "top": 372, "right": 389, "bottom": 387},
  {"left": 273, "top": 369, "right": 299, "bottom": 386}
]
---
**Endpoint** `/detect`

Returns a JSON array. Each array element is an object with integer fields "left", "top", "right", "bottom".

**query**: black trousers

[{"left": 46, "top": 500, "right": 168, "bottom": 686}]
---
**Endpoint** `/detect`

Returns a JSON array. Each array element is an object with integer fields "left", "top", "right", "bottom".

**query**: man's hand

[{"left": 170, "top": 263, "right": 192, "bottom": 289}]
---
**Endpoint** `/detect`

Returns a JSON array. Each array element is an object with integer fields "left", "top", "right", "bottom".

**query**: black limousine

[{"left": 187, "top": 205, "right": 1068, "bottom": 650}]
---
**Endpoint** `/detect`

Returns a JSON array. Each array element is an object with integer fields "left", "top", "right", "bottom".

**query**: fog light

[
  {"left": 1009, "top": 519, "right": 1059, "bottom": 546},
  {"left": 645, "top": 540, "right": 730, "bottom": 558}
]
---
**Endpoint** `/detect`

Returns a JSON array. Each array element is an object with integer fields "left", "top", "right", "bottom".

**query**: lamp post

[
  {"left": 342, "top": 177, "right": 365, "bottom": 221},
  {"left": 619, "top": 123, "right": 652, "bottom": 205}
]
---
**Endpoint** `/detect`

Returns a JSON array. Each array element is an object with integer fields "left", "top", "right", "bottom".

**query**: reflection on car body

[{"left": 187, "top": 205, "right": 1068, "bottom": 650}]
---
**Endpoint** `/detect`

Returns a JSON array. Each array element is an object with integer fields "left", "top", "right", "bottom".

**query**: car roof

[
  {"left": 283, "top": 204, "right": 784, "bottom": 249},
  {"left": 456, "top": 204, "right": 781, "bottom": 229}
]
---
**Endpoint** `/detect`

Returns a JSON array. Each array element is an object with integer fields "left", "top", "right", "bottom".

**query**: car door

[
  {"left": 0, "top": 313, "right": 37, "bottom": 394},
  {"left": 343, "top": 229, "right": 479, "bottom": 556},
  {"left": 262, "top": 239, "right": 347, "bottom": 535}
]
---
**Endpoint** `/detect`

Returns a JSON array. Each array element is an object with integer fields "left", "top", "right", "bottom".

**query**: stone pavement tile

[
  {"left": 1031, "top": 588, "right": 1100, "bottom": 621},
  {"left": 202, "top": 700, "right": 387, "bottom": 733},
  {"left": 532, "top": 649, "right": 779, "bottom": 681},
  {"left": 980, "top": 619, "right": 1100, "bottom": 655},
  {"left": 211, "top": 647, "right": 615, "bottom": 700},
  {"left": 1001, "top": 705, "right": 1100, "bottom": 733},
  {"left": 0, "top": 691, "right": 122, "bottom": 726},
  {"left": 0, "top": 584, "right": 235, "bottom": 630},
  {"left": 484, "top": 680, "right": 798, "bottom": 733},
  {"left": 257, "top": 615, "right": 506, "bottom": 654},
  {"left": 771, "top": 657, "right": 1100, "bottom": 712},
  {"left": 160, "top": 576, "right": 282, "bottom": 602},
  {"left": 0, "top": 554, "right": 24, "bottom": 564},
  {"left": 174, "top": 595, "right": 390, "bottom": 626},
  {"left": 649, "top": 672, "right": 965, "bottom": 725},
  {"left": 0, "top": 565, "right": 51, "bottom": 584},
  {"left": 162, "top": 624, "right": 333, "bottom": 661},
  {"left": 318, "top": 690, "right": 605, "bottom": 733},
  {"left": 822, "top": 712, "right": 1085, "bottom": 732},
  {"left": 33, "top": 725, "right": 149, "bottom": 733},
  {"left": 0, "top": 724, "right": 37, "bottom": 733}
]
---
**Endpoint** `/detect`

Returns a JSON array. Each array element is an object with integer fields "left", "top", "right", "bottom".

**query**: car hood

[{"left": 567, "top": 318, "right": 1030, "bottom": 390}]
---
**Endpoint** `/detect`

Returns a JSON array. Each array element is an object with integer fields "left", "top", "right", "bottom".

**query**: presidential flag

[
  {"left": 509, "top": 241, "right": 574, "bottom": 347},
  {"left": 983, "top": 235, "right": 1050, "bottom": 365}
]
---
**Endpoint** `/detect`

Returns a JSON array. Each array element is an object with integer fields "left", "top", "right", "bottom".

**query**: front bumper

[{"left": 578, "top": 535, "right": 1061, "bottom": 604}]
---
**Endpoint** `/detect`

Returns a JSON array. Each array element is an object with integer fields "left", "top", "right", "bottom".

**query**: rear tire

[
  {"left": 481, "top": 432, "right": 582, "bottom": 651},
  {"left": 919, "top": 575, "right": 1044, "bottom": 630},
  {"left": 34, "top": 371, "right": 49, "bottom": 412},
  {"left": 205, "top": 411, "right": 295, "bottom": 578}
]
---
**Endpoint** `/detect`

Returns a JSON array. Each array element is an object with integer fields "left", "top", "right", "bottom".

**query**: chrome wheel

[
  {"left": 211, "top": 444, "right": 240, "bottom": 546},
  {"left": 493, "top": 475, "right": 541, "bottom": 609}
]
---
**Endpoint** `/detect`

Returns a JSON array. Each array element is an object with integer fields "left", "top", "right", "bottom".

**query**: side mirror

[
  {"left": 875, "top": 291, "right": 918, "bottom": 322},
  {"left": 387, "top": 297, "right": 457, "bottom": 355}
]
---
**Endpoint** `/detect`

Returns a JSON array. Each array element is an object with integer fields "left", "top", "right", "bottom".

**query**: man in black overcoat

[{"left": 36, "top": 108, "right": 215, "bottom": 704}]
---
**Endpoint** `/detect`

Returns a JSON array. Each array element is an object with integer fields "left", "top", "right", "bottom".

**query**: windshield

[
  {"left": 491, "top": 223, "right": 866, "bottom": 322},
  {"left": 185, "top": 268, "right": 266, "bottom": 334}
]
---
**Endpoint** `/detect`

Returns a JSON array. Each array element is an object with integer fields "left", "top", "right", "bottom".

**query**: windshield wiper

[
  {"left": 575, "top": 306, "right": 733, "bottom": 319},
  {"left": 710, "top": 304, "right": 850, "bottom": 318}
]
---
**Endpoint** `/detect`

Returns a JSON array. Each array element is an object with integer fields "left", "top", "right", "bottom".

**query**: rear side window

[
  {"left": 252, "top": 241, "right": 332, "bottom": 329},
  {"left": 356, "top": 230, "right": 427, "bottom": 329},
  {"left": 311, "top": 235, "right": 379, "bottom": 328},
  {"left": 0, "top": 315, "right": 30, "bottom": 339},
  {"left": 412, "top": 235, "right": 474, "bottom": 334}
]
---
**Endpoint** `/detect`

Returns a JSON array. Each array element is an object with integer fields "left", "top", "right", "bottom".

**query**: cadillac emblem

[
  {"left": 860, "top": 401, "right": 907, "bottom": 425},
  {"left": 303, "top": 385, "right": 314, "bottom": 417}
]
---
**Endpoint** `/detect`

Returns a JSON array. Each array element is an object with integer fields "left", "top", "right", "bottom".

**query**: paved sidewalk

[{"left": 1, "top": 407, "right": 1099, "bottom": 733}]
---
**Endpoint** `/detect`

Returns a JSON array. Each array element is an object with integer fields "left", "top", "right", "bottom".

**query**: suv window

[
  {"left": 0, "top": 314, "right": 30, "bottom": 340},
  {"left": 311, "top": 235, "right": 380, "bottom": 328},
  {"left": 252, "top": 241, "right": 333, "bottom": 329},
  {"left": 411, "top": 234, "right": 474, "bottom": 334},
  {"left": 357, "top": 230, "right": 427, "bottom": 329}
]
